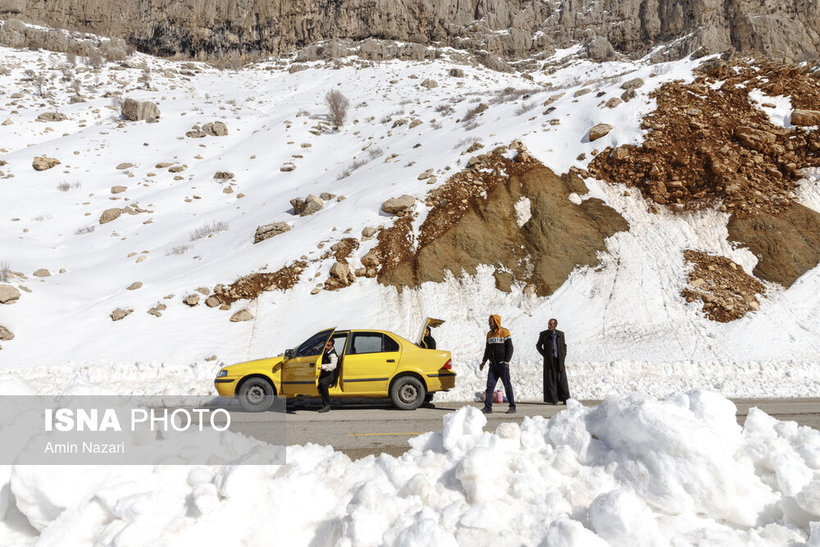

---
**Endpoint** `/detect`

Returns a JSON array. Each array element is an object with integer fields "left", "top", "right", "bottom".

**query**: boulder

[
  {"left": 360, "top": 248, "right": 381, "bottom": 268},
  {"left": 230, "top": 309, "right": 254, "bottom": 322},
  {"left": 99, "top": 208, "right": 122, "bottom": 224},
  {"left": 361, "top": 226, "right": 378, "bottom": 238},
  {"left": 183, "top": 294, "right": 200, "bottom": 306},
  {"left": 417, "top": 168, "right": 434, "bottom": 180},
  {"left": 606, "top": 97, "right": 623, "bottom": 109},
  {"left": 205, "top": 296, "right": 221, "bottom": 308},
  {"left": 116, "top": 162, "right": 134, "bottom": 170},
  {"left": 111, "top": 185, "right": 127, "bottom": 194},
  {"left": 254, "top": 222, "right": 292, "bottom": 243},
  {"left": 121, "top": 98, "right": 160, "bottom": 122},
  {"left": 290, "top": 194, "right": 324, "bottom": 216},
  {"left": 586, "top": 36, "right": 616, "bottom": 61},
  {"left": 36, "top": 112, "right": 67, "bottom": 122},
  {"left": 202, "top": 122, "right": 228, "bottom": 136},
  {"left": 0, "top": 326, "right": 13, "bottom": 340},
  {"left": 32, "top": 269, "right": 50, "bottom": 277},
  {"left": 213, "top": 171, "right": 234, "bottom": 180},
  {"left": 330, "top": 261, "right": 354, "bottom": 284},
  {"left": 0, "top": 284, "right": 20, "bottom": 304},
  {"left": 791, "top": 109, "right": 820, "bottom": 126},
  {"left": 588, "top": 124, "right": 614, "bottom": 141},
  {"left": 185, "top": 126, "right": 207, "bottom": 138},
  {"left": 126, "top": 281, "right": 142, "bottom": 290},
  {"left": 110, "top": 308, "right": 132, "bottom": 321},
  {"left": 32, "top": 156, "right": 60, "bottom": 171},
  {"left": 420, "top": 79, "right": 438, "bottom": 89},
  {"left": 381, "top": 195, "right": 415, "bottom": 214},
  {"left": 734, "top": 126, "right": 775, "bottom": 152},
  {"left": 620, "top": 78, "right": 645, "bottom": 91}
]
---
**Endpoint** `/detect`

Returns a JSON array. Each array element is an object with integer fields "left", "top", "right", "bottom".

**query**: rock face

[
  {"left": 5, "top": 0, "right": 820, "bottom": 63},
  {"left": 376, "top": 148, "right": 629, "bottom": 296}
]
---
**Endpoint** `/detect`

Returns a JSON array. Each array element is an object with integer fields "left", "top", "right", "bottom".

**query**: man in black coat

[{"left": 536, "top": 318, "right": 569, "bottom": 404}]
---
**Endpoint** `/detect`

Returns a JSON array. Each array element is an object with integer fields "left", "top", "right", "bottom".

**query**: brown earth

[
  {"left": 589, "top": 61, "right": 820, "bottom": 291},
  {"left": 213, "top": 261, "right": 306, "bottom": 305},
  {"left": 680, "top": 250, "right": 765, "bottom": 322},
  {"left": 376, "top": 146, "right": 628, "bottom": 296},
  {"left": 727, "top": 204, "right": 820, "bottom": 287},
  {"left": 588, "top": 62, "right": 820, "bottom": 217}
]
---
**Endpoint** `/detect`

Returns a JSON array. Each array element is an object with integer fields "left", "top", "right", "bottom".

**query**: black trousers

[
  {"left": 317, "top": 370, "right": 334, "bottom": 406},
  {"left": 543, "top": 356, "right": 570, "bottom": 403},
  {"left": 484, "top": 363, "right": 515, "bottom": 409}
]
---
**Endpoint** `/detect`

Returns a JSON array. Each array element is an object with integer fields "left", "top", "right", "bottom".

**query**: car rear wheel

[
  {"left": 390, "top": 376, "right": 426, "bottom": 410},
  {"left": 238, "top": 377, "right": 275, "bottom": 412}
]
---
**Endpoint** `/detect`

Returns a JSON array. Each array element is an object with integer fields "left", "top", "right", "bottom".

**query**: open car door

[
  {"left": 417, "top": 317, "right": 445, "bottom": 348},
  {"left": 281, "top": 328, "right": 335, "bottom": 396}
]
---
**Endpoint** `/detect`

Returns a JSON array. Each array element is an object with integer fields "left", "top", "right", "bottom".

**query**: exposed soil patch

[
  {"left": 681, "top": 250, "right": 765, "bottom": 322},
  {"left": 588, "top": 62, "right": 820, "bottom": 217},
  {"left": 376, "top": 146, "right": 628, "bottom": 296},
  {"left": 589, "top": 61, "right": 820, "bottom": 293},
  {"left": 213, "top": 261, "right": 306, "bottom": 305},
  {"left": 727, "top": 203, "right": 820, "bottom": 287},
  {"left": 323, "top": 237, "right": 360, "bottom": 263}
]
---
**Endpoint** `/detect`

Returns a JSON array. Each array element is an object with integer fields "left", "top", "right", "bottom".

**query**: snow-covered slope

[{"left": 1, "top": 44, "right": 818, "bottom": 400}]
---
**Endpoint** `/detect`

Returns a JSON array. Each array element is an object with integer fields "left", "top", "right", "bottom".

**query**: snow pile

[{"left": 1, "top": 390, "right": 818, "bottom": 544}]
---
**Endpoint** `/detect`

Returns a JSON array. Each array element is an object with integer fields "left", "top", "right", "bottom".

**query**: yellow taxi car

[{"left": 214, "top": 319, "right": 455, "bottom": 411}]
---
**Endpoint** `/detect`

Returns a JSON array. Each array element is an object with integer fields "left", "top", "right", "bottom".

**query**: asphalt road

[{"left": 221, "top": 398, "right": 820, "bottom": 460}]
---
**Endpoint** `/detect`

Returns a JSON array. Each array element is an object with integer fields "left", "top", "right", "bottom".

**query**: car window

[
  {"left": 351, "top": 334, "right": 382, "bottom": 354},
  {"left": 350, "top": 333, "right": 399, "bottom": 354},
  {"left": 384, "top": 334, "right": 399, "bottom": 352},
  {"left": 295, "top": 329, "right": 334, "bottom": 357},
  {"left": 331, "top": 334, "right": 348, "bottom": 355}
]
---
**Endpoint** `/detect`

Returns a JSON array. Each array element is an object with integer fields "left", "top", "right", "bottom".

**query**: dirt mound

[
  {"left": 213, "top": 261, "right": 306, "bottom": 305},
  {"left": 377, "top": 148, "right": 628, "bottom": 296},
  {"left": 589, "top": 61, "right": 820, "bottom": 291},
  {"left": 589, "top": 62, "right": 820, "bottom": 217},
  {"left": 727, "top": 203, "right": 820, "bottom": 287},
  {"left": 681, "top": 250, "right": 765, "bottom": 322}
]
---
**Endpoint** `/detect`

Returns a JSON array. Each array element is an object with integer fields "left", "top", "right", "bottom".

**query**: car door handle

[{"left": 386, "top": 359, "right": 395, "bottom": 363}]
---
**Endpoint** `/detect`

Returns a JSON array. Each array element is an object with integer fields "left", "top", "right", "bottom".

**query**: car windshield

[{"left": 295, "top": 329, "right": 334, "bottom": 357}]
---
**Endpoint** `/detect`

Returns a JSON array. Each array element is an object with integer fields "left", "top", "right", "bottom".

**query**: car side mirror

[{"left": 284, "top": 348, "right": 295, "bottom": 359}]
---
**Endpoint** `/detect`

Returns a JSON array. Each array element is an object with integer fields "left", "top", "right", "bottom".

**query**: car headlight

[{"left": 216, "top": 369, "right": 228, "bottom": 378}]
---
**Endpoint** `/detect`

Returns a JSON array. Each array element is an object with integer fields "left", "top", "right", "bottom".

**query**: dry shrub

[{"left": 326, "top": 89, "right": 349, "bottom": 128}]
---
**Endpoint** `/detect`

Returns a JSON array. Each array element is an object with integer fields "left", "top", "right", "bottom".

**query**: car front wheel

[
  {"left": 238, "top": 377, "right": 275, "bottom": 412},
  {"left": 390, "top": 376, "right": 426, "bottom": 410}
]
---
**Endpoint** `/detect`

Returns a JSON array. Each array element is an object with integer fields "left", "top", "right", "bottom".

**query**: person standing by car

[
  {"left": 317, "top": 338, "right": 338, "bottom": 413},
  {"left": 420, "top": 327, "right": 436, "bottom": 349},
  {"left": 479, "top": 314, "right": 516, "bottom": 414},
  {"left": 536, "top": 318, "right": 569, "bottom": 404}
]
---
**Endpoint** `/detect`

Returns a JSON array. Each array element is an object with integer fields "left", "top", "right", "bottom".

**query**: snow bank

[{"left": 2, "top": 391, "right": 818, "bottom": 545}]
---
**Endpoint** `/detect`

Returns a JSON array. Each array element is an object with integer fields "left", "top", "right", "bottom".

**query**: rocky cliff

[{"left": 1, "top": 0, "right": 818, "bottom": 63}]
